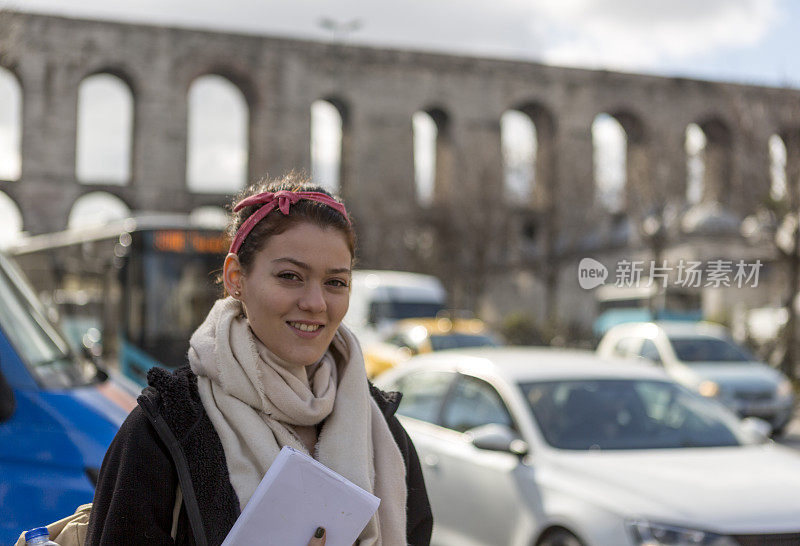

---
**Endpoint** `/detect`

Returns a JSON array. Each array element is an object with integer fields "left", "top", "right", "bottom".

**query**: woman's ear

[{"left": 223, "top": 253, "right": 244, "bottom": 298}]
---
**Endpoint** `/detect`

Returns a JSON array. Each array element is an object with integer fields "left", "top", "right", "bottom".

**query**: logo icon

[{"left": 578, "top": 258, "right": 607, "bottom": 290}]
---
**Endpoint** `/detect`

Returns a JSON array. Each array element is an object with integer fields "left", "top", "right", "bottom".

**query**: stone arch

[
  {"left": 0, "top": 65, "right": 22, "bottom": 181},
  {"left": 0, "top": 190, "right": 23, "bottom": 246},
  {"left": 689, "top": 116, "right": 733, "bottom": 204},
  {"left": 501, "top": 109, "right": 535, "bottom": 203},
  {"left": 592, "top": 113, "right": 627, "bottom": 213},
  {"left": 80, "top": 65, "right": 139, "bottom": 96},
  {"left": 511, "top": 102, "right": 556, "bottom": 210},
  {"left": 183, "top": 64, "right": 259, "bottom": 110},
  {"left": 183, "top": 64, "right": 258, "bottom": 174},
  {"left": 780, "top": 127, "right": 800, "bottom": 205},
  {"left": 311, "top": 96, "right": 350, "bottom": 196},
  {"left": 68, "top": 191, "right": 131, "bottom": 229},
  {"left": 76, "top": 72, "right": 134, "bottom": 184},
  {"left": 186, "top": 74, "right": 249, "bottom": 193},
  {"left": 609, "top": 109, "right": 649, "bottom": 211},
  {"left": 412, "top": 106, "right": 453, "bottom": 206}
]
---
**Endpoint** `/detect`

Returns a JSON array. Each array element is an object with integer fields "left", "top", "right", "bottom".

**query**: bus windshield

[
  {"left": 122, "top": 226, "right": 227, "bottom": 375},
  {"left": 130, "top": 245, "right": 221, "bottom": 367},
  {"left": 0, "top": 253, "right": 95, "bottom": 388}
]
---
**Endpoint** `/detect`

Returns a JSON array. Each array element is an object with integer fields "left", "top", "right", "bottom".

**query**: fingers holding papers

[{"left": 308, "top": 526, "right": 326, "bottom": 545}]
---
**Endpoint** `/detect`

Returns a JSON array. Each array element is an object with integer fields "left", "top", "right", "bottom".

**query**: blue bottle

[{"left": 23, "top": 527, "right": 59, "bottom": 546}]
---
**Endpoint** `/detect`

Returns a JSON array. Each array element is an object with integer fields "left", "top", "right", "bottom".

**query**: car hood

[
  {"left": 673, "top": 362, "right": 783, "bottom": 391},
  {"left": 543, "top": 444, "right": 800, "bottom": 533},
  {"left": 35, "top": 379, "right": 134, "bottom": 469}
]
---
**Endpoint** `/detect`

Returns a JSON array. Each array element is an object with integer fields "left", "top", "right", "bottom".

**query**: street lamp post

[{"left": 318, "top": 17, "right": 363, "bottom": 43}]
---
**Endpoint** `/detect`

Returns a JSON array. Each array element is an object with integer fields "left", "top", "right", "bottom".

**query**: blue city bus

[
  {"left": 10, "top": 215, "right": 228, "bottom": 386},
  {"left": 0, "top": 249, "right": 138, "bottom": 542}
]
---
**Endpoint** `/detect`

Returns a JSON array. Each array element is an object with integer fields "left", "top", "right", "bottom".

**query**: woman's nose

[{"left": 298, "top": 283, "right": 327, "bottom": 313}]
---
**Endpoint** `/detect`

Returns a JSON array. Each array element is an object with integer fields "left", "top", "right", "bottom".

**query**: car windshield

[
  {"left": 520, "top": 379, "right": 748, "bottom": 450},
  {"left": 428, "top": 333, "right": 497, "bottom": 351},
  {"left": 368, "top": 301, "right": 445, "bottom": 324},
  {"left": 670, "top": 336, "right": 753, "bottom": 362},
  {"left": 0, "top": 253, "right": 96, "bottom": 389}
]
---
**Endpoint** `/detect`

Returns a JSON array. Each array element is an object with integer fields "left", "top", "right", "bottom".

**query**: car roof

[
  {"left": 351, "top": 270, "right": 444, "bottom": 290},
  {"left": 398, "top": 346, "right": 670, "bottom": 383},
  {"left": 608, "top": 321, "right": 729, "bottom": 339}
]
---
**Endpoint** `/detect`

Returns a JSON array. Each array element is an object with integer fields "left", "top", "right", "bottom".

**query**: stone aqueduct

[{"left": 2, "top": 11, "right": 800, "bottom": 317}]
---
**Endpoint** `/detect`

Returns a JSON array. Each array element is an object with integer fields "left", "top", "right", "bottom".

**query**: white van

[{"left": 344, "top": 270, "right": 447, "bottom": 346}]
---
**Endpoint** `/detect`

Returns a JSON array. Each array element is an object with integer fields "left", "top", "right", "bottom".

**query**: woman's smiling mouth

[{"left": 287, "top": 321, "right": 323, "bottom": 333}]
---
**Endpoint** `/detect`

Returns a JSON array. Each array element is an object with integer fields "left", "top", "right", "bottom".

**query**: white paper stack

[{"left": 221, "top": 446, "right": 381, "bottom": 546}]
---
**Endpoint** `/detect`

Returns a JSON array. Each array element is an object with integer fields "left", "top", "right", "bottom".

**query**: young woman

[{"left": 86, "top": 174, "right": 432, "bottom": 545}]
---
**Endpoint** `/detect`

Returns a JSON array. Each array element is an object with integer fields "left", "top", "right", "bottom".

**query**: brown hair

[{"left": 226, "top": 172, "right": 356, "bottom": 275}]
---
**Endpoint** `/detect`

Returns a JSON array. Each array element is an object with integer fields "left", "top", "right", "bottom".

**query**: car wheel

[
  {"left": 771, "top": 424, "right": 787, "bottom": 438},
  {"left": 538, "top": 529, "right": 584, "bottom": 546}
]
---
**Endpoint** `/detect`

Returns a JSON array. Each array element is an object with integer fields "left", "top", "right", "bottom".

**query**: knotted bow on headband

[{"left": 229, "top": 190, "right": 350, "bottom": 254}]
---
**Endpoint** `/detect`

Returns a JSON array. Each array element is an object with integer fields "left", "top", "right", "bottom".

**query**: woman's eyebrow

[
  {"left": 272, "top": 257, "right": 310, "bottom": 269},
  {"left": 272, "top": 258, "right": 351, "bottom": 275}
]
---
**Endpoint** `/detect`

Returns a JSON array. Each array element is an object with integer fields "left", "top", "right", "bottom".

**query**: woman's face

[{"left": 231, "top": 222, "right": 352, "bottom": 369}]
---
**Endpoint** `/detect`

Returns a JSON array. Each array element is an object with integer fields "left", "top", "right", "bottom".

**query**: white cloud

[{"left": 534, "top": 0, "right": 779, "bottom": 70}]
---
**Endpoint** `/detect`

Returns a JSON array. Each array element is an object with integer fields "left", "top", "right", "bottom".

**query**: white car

[
  {"left": 597, "top": 322, "right": 795, "bottom": 434},
  {"left": 343, "top": 270, "right": 447, "bottom": 347},
  {"left": 375, "top": 347, "right": 800, "bottom": 546}
]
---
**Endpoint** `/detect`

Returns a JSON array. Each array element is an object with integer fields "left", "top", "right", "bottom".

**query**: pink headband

[{"left": 229, "top": 190, "right": 350, "bottom": 254}]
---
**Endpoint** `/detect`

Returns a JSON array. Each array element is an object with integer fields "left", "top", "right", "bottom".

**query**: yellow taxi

[{"left": 363, "top": 317, "right": 499, "bottom": 378}]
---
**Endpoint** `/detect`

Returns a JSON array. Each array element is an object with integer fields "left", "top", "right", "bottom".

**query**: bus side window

[{"left": 639, "top": 339, "right": 663, "bottom": 364}]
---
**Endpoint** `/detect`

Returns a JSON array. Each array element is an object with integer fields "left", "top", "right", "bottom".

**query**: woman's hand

[{"left": 307, "top": 526, "right": 326, "bottom": 545}]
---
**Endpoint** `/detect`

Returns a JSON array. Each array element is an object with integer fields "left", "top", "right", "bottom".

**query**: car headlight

[
  {"left": 697, "top": 381, "right": 720, "bottom": 398},
  {"left": 627, "top": 520, "right": 737, "bottom": 545},
  {"left": 777, "top": 378, "right": 794, "bottom": 398}
]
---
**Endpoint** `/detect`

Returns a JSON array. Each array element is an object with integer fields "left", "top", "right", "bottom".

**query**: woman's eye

[
  {"left": 278, "top": 272, "right": 301, "bottom": 281},
  {"left": 327, "top": 278, "right": 349, "bottom": 288}
]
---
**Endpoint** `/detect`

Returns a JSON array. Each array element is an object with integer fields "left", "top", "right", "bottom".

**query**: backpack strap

[
  {"left": 139, "top": 395, "right": 208, "bottom": 546},
  {"left": 171, "top": 484, "right": 183, "bottom": 540}
]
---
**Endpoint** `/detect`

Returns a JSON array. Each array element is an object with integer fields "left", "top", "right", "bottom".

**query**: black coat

[{"left": 86, "top": 366, "right": 433, "bottom": 545}]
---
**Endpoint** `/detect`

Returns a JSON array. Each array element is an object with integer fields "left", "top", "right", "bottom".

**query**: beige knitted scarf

[{"left": 188, "top": 297, "right": 408, "bottom": 546}]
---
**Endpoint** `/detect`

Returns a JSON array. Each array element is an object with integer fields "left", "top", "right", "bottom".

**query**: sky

[
  {"left": 0, "top": 0, "right": 799, "bottom": 243},
  {"left": 4, "top": 0, "right": 799, "bottom": 87}
]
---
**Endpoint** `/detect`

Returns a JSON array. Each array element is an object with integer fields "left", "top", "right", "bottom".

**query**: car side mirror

[
  {"left": 468, "top": 424, "right": 529, "bottom": 457},
  {"left": 0, "top": 362, "right": 16, "bottom": 423},
  {"left": 740, "top": 417, "right": 772, "bottom": 443}
]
